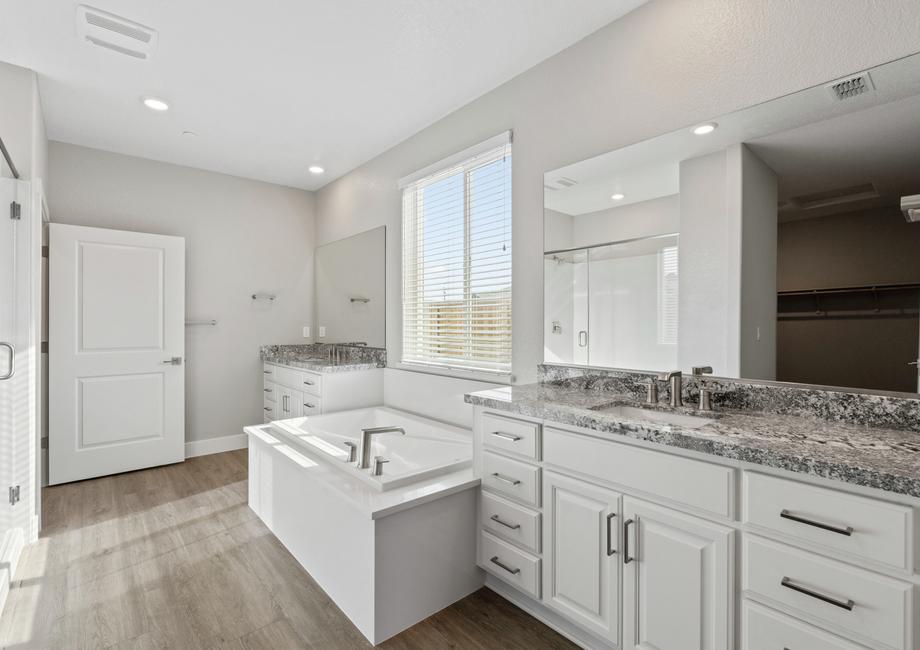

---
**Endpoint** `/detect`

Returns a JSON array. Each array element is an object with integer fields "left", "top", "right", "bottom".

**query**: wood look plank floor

[{"left": 0, "top": 450, "right": 577, "bottom": 649}]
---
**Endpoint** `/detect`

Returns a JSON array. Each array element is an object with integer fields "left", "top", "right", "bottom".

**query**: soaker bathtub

[{"left": 267, "top": 406, "right": 472, "bottom": 490}]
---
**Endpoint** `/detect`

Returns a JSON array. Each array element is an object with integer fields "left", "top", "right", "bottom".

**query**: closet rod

[
  {"left": 778, "top": 282, "right": 920, "bottom": 297},
  {"left": 0, "top": 135, "right": 20, "bottom": 179}
]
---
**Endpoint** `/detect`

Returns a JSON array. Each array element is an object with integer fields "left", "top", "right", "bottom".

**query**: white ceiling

[{"left": 0, "top": 0, "right": 646, "bottom": 190}]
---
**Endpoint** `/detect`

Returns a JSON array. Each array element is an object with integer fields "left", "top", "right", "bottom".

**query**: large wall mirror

[
  {"left": 544, "top": 52, "right": 920, "bottom": 395},
  {"left": 315, "top": 225, "right": 386, "bottom": 348}
]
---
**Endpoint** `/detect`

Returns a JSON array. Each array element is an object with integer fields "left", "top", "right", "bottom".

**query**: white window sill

[{"left": 388, "top": 361, "right": 513, "bottom": 385}]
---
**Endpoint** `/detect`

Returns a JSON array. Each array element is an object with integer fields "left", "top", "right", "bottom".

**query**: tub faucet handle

[
  {"left": 373, "top": 456, "right": 389, "bottom": 476},
  {"left": 343, "top": 441, "right": 357, "bottom": 463}
]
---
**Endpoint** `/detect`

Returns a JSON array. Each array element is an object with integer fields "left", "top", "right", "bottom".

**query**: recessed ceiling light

[
  {"left": 611, "top": 193, "right": 625, "bottom": 201},
  {"left": 692, "top": 122, "right": 717, "bottom": 135},
  {"left": 308, "top": 165, "right": 325, "bottom": 175},
  {"left": 142, "top": 97, "right": 169, "bottom": 112}
]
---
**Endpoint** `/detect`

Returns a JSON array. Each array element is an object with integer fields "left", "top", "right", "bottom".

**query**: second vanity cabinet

[
  {"left": 262, "top": 361, "right": 382, "bottom": 422},
  {"left": 473, "top": 406, "right": 917, "bottom": 650}
]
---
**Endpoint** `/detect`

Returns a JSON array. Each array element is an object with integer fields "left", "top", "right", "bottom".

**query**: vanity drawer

[
  {"left": 271, "top": 365, "right": 302, "bottom": 390},
  {"left": 299, "top": 370, "right": 323, "bottom": 397},
  {"left": 743, "top": 535, "right": 912, "bottom": 650},
  {"left": 480, "top": 531, "right": 541, "bottom": 599},
  {"left": 481, "top": 412, "right": 540, "bottom": 460},
  {"left": 262, "top": 401, "right": 277, "bottom": 421},
  {"left": 262, "top": 363, "right": 276, "bottom": 379},
  {"left": 262, "top": 382, "right": 277, "bottom": 403},
  {"left": 743, "top": 472, "right": 913, "bottom": 572},
  {"left": 300, "top": 396, "right": 322, "bottom": 416},
  {"left": 482, "top": 451, "right": 540, "bottom": 507},
  {"left": 742, "top": 600, "right": 867, "bottom": 650},
  {"left": 543, "top": 427, "right": 733, "bottom": 519},
  {"left": 480, "top": 491, "right": 541, "bottom": 553}
]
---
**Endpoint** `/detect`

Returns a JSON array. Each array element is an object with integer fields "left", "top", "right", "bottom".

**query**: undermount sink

[{"left": 589, "top": 404, "right": 715, "bottom": 430}]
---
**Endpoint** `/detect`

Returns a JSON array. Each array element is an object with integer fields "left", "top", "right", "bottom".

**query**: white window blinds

[
  {"left": 657, "top": 245, "right": 679, "bottom": 345},
  {"left": 401, "top": 133, "right": 512, "bottom": 375}
]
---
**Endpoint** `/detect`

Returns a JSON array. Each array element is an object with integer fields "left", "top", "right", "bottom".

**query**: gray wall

[
  {"left": 48, "top": 142, "right": 316, "bottom": 444},
  {"left": 314, "top": 0, "right": 920, "bottom": 384}
]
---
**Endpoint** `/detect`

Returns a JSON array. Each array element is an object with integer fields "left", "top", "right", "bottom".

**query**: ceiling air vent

[
  {"left": 826, "top": 71, "right": 874, "bottom": 101},
  {"left": 76, "top": 5, "right": 157, "bottom": 60}
]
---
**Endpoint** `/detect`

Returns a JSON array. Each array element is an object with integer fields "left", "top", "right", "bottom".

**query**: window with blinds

[
  {"left": 657, "top": 245, "right": 679, "bottom": 345},
  {"left": 401, "top": 134, "right": 512, "bottom": 375}
]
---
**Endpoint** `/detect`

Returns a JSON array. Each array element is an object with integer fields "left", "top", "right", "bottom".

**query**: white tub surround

[
  {"left": 244, "top": 412, "right": 482, "bottom": 645},
  {"left": 262, "top": 360, "right": 382, "bottom": 422},
  {"left": 467, "top": 387, "right": 919, "bottom": 650}
]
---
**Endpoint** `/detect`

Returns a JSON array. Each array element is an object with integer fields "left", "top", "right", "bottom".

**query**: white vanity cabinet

[
  {"left": 262, "top": 361, "right": 382, "bottom": 422},
  {"left": 621, "top": 497, "right": 733, "bottom": 650},
  {"left": 473, "top": 405, "right": 918, "bottom": 650},
  {"left": 543, "top": 470, "right": 621, "bottom": 644}
]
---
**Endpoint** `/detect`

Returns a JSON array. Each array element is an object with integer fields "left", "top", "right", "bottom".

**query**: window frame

[{"left": 397, "top": 132, "right": 513, "bottom": 382}]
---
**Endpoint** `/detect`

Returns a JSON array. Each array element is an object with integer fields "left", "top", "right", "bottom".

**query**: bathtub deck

[{"left": 0, "top": 450, "right": 576, "bottom": 649}]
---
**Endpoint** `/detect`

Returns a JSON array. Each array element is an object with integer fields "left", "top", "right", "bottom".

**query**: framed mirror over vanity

[{"left": 544, "top": 52, "right": 920, "bottom": 395}]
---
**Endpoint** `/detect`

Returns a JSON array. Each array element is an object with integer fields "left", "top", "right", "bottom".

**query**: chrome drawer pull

[
  {"left": 304, "top": 403, "right": 315, "bottom": 409},
  {"left": 491, "top": 472, "right": 521, "bottom": 486},
  {"left": 781, "top": 576, "right": 854, "bottom": 611},
  {"left": 263, "top": 388, "right": 272, "bottom": 393},
  {"left": 263, "top": 407, "right": 272, "bottom": 412},
  {"left": 263, "top": 370, "right": 272, "bottom": 374},
  {"left": 491, "top": 431, "right": 522, "bottom": 442},
  {"left": 780, "top": 509, "right": 854, "bottom": 536},
  {"left": 490, "top": 514, "right": 521, "bottom": 530},
  {"left": 490, "top": 556, "right": 521, "bottom": 575},
  {"left": 303, "top": 380, "right": 314, "bottom": 386}
]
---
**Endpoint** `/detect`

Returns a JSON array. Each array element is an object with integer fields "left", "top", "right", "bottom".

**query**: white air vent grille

[
  {"left": 827, "top": 72, "right": 874, "bottom": 101},
  {"left": 789, "top": 183, "right": 879, "bottom": 210},
  {"left": 77, "top": 5, "right": 157, "bottom": 60}
]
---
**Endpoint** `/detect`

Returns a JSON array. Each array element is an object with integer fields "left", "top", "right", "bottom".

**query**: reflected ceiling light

[
  {"left": 182, "top": 130, "right": 197, "bottom": 138},
  {"left": 692, "top": 122, "right": 717, "bottom": 135},
  {"left": 308, "top": 165, "right": 325, "bottom": 174},
  {"left": 611, "top": 193, "right": 625, "bottom": 201},
  {"left": 142, "top": 97, "right": 169, "bottom": 111}
]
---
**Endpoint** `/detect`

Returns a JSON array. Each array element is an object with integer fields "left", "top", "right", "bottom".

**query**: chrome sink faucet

[
  {"left": 658, "top": 370, "right": 683, "bottom": 407},
  {"left": 357, "top": 426, "right": 405, "bottom": 469}
]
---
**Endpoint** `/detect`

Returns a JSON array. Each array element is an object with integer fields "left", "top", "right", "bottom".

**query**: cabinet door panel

[
  {"left": 623, "top": 497, "right": 733, "bottom": 650},
  {"left": 543, "top": 471, "right": 620, "bottom": 644}
]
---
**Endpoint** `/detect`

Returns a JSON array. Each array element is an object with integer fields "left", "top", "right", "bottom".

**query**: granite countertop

[
  {"left": 262, "top": 350, "right": 381, "bottom": 373},
  {"left": 465, "top": 383, "right": 920, "bottom": 498}
]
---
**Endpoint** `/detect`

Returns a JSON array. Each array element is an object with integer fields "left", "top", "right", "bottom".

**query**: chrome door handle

[
  {"left": 0, "top": 342, "right": 13, "bottom": 381},
  {"left": 490, "top": 514, "right": 521, "bottom": 530},
  {"left": 780, "top": 509, "right": 853, "bottom": 536},
  {"left": 578, "top": 330, "right": 588, "bottom": 347},
  {"left": 781, "top": 576, "right": 854, "bottom": 611},
  {"left": 491, "top": 472, "right": 521, "bottom": 486},
  {"left": 623, "top": 518, "right": 635, "bottom": 564},
  {"left": 909, "top": 360, "right": 919, "bottom": 367},
  {"left": 606, "top": 512, "right": 617, "bottom": 556},
  {"left": 491, "top": 431, "right": 522, "bottom": 442},
  {"left": 282, "top": 395, "right": 289, "bottom": 412},
  {"left": 489, "top": 556, "right": 521, "bottom": 575},
  {"left": 161, "top": 356, "right": 182, "bottom": 365}
]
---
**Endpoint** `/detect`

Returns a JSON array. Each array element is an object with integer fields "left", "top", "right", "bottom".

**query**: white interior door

[
  {"left": 49, "top": 224, "right": 185, "bottom": 484},
  {"left": 0, "top": 181, "right": 20, "bottom": 552}
]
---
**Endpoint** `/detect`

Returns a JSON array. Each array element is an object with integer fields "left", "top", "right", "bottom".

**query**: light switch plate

[
  {"left": 318, "top": 326, "right": 326, "bottom": 337},
  {"left": 302, "top": 326, "right": 310, "bottom": 338}
]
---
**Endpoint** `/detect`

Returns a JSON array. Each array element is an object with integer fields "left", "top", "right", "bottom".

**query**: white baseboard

[{"left": 185, "top": 433, "right": 248, "bottom": 459}]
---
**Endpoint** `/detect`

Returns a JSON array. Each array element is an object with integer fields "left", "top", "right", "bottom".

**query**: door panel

[
  {"left": 543, "top": 470, "right": 620, "bottom": 644},
  {"left": 623, "top": 497, "right": 733, "bottom": 650},
  {"left": 49, "top": 224, "right": 185, "bottom": 484}
]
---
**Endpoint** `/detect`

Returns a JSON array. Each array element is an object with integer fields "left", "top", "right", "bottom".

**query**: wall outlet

[
  {"left": 318, "top": 326, "right": 326, "bottom": 338},
  {"left": 302, "top": 326, "right": 311, "bottom": 338}
]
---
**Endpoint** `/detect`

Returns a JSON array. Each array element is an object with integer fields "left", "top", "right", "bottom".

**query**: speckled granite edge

[
  {"left": 465, "top": 385, "right": 920, "bottom": 498},
  {"left": 539, "top": 364, "right": 920, "bottom": 433},
  {"left": 261, "top": 343, "right": 386, "bottom": 372}
]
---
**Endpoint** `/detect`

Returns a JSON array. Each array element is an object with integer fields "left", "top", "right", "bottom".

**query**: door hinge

[
  {"left": 41, "top": 245, "right": 49, "bottom": 258},
  {"left": 10, "top": 201, "right": 21, "bottom": 220},
  {"left": 9, "top": 485, "right": 20, "bottom": 505}
]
